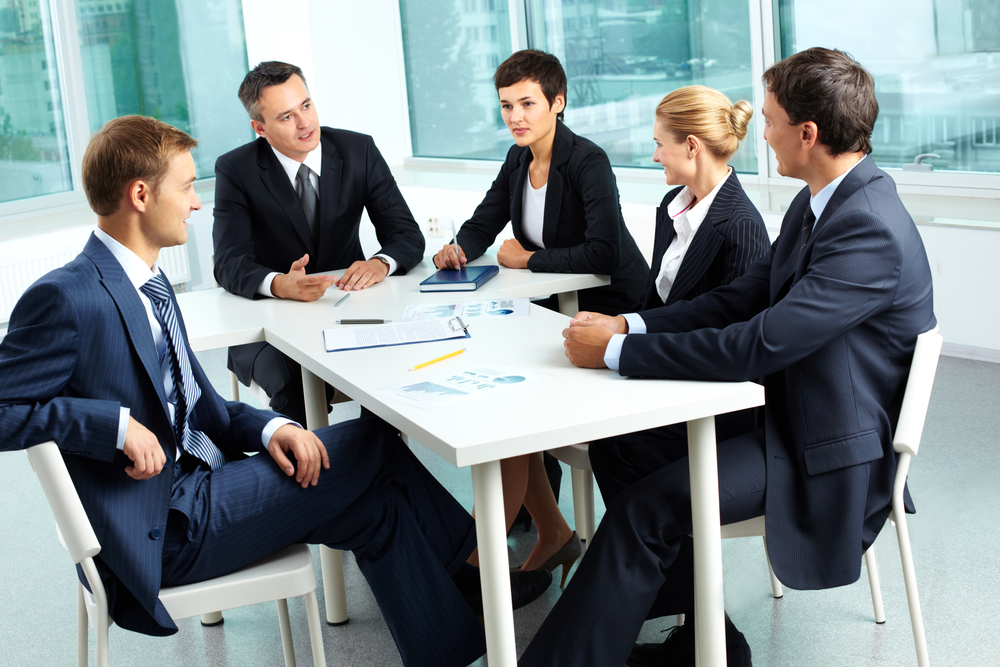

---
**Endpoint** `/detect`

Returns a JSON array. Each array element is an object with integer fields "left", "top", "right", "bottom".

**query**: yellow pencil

[{"left": 409, "top": 348, "right": 467, "bottom": 371}]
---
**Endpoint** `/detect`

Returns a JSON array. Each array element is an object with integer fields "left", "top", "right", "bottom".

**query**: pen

[
  {"left": 336, "top": 319, "right": 391, "bottom": 324},
  {"left": 409, "top": 348, "right": 467, "bottom": 371},
  {"left": 334, "top": 293, "right": 350, "bottom": 307},
  {"left": 452, "top": 219, "right": 461, "bottom": 269}
]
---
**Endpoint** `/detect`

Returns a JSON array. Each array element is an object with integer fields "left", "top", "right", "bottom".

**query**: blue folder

[{"left": 419, "top": 265, "right": 499, "bottom": 292}]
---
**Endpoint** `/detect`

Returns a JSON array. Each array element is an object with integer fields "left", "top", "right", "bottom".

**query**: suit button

[{"left": 150, "top": 528, "right": 162, "bottom": 540}]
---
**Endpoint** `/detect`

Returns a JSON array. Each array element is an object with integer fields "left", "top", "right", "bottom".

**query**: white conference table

[{"left": 178, "top": 257, "right": 764, "bottom": 667}]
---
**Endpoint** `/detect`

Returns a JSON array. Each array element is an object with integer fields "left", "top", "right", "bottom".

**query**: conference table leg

[
  {"left": 471, "top": 460, "right": 518, "bottom": 667},
  {"left": 301, "top": 367, "right": 350, "bottom": 626},
  {"left": 556, "top": 290, "right": 579, "bottom": 316},
  {"left": 687, "top": 416, "right": 726, "bottom": 667}
]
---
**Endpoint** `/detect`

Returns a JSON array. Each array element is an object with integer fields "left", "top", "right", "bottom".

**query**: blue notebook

[{"left": 419, "top": 265, "right": 499, "bottom": 292}]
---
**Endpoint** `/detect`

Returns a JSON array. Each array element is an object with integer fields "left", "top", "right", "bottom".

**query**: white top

[
  {"left": 521, "top": 176, "right": 547, "bottom": 250},
  {"left": 654, "top": 168, "right": 732, "bottom": 303},
  {"left": 93, "top": 228, "right": 291, "bottom": 452},
  {"left": 257, "top": 143, "right": 396, "bottom": 297}
]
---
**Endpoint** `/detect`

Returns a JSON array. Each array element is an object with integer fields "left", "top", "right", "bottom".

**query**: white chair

[
  {"left": 551, "top": 329, "right": 942, "bottom": 667},
  {"left": 25, "top": 440, "right": 327, "bottom": 667}
]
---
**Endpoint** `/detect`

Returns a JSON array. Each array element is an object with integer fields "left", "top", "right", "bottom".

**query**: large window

[
  {"left": 0, "top": 0, "right": 251, "bottom": 209},
  {"left": 779, "top": 0, "right": 1000, "bottom": 174},
  {"left": 0, "top": 1, "right": 73, "bottom": 204}
]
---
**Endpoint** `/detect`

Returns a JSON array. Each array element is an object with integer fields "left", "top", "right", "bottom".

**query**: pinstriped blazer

[
  {"left": 621, "top": 157, "right": 935, "bottom": 590},
  {"left": 641, "top": 171, "right": 769, "bottom": 310},
  {"left": 0, "top": 234, "right": 274, "bottom": 636},
  {"left": 456, "top": 121, "right": 649, "bottom": 315}
]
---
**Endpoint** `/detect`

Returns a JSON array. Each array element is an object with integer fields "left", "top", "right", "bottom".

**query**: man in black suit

[
  {"left": 519, "top": 48, "right": 935, "bottom": 667},
  {"left": 213, "top": 61, "right": 425, "bottom": 424}
]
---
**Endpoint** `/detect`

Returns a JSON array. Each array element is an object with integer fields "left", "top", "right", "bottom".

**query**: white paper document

[
  {"left": 373, "top": 361, "right": 552, "bottom": 410},
  {"left": 400, "top": 298, "right": 530, "bottom": 322},
  {"left": 323, "top": 317, "right": 468, "bottom": 352}
]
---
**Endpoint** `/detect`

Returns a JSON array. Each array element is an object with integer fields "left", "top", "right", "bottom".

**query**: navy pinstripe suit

[
  {"left": 0, "top": 235, "right": 486, "bottom": 667},
  {"left": 456, "top": 121, "right": 649, "bottom": 315},
  {"left": 520, "top": 157, "right": 935, "bottom": 666}
]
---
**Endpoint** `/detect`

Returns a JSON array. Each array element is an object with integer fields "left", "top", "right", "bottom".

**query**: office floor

[{"left": 1, "top": 351, "right": 997, "bottom": 667}]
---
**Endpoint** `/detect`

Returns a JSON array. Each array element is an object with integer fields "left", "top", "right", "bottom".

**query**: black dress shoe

[
  {"left": 465, "top": 569, "right": 552, "bottom": 616},
  {"left": 626, "top": 614, "right": 751, "bottom": 667}
]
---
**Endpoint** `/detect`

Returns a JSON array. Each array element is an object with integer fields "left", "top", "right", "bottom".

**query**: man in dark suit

[
  {"left": 0, "top": 116, "right": 546, "bottom": 667},
  {"left": 520, "top": 48, "right": 936, "bottom": 667},
  {"left": 213, "top": 61, "right": 425, "bottom": 424}
]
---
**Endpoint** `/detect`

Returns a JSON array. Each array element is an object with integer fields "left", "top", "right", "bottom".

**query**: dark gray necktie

[
  {"left": 295, "top": 163, "right": 319, "bottom": 242},
  {"left": 800, "top": 205, "right": 816, "bottom": 248}
]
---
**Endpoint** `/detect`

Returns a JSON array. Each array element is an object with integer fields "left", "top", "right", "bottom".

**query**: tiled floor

[{"left": 1, "top": 351, "right": 997, "bottom": 666}]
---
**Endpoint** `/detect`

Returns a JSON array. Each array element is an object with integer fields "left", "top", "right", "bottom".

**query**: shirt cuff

[
  {"left": 116, "top": 407, "right": 130, "bottom": 450},
  {"left": 262, "top": 417, "right": 298, "bottom": 448},
  {"left": 623, "top": 312, "right": 647, "bottom": 334},
  {"left": 604, "top": 333, "right": 628, "bottom": 371},
  {"left": 372, "top": 254, "right": 398, "bottom": 276},
  {"left": 257, "top": 272, "right": 281, "bottom": 298}
]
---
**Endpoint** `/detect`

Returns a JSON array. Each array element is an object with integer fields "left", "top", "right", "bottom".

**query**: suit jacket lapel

[
  {"left": 666, "top": 173, "right": 742, "bottom": 305},
  {"left": 317, "top": 130, "right": 344, "bottom": 261},
  {"left": 82, "top": 234, "right": 170, "bottom": 415},
  {"left": 541, "top": 122, "right": 571, "bottom": 250},
  {"left": 256, "top": 140, "right": 316, "bottom": 254}
]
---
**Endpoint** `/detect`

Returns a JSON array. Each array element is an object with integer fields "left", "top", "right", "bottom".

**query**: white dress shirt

[
  {"left": 654, "top": 168, "right": 732, "bottom": 302},
  {"left": 94, "top": 228, "right": 293, "bottom": 453},
  {"left": 521, "top": 176, "right": 547, "bottom": 249},
  {"left": 603, "top": 157, "right": 865, "bottom": 371},
  {"left": 256, "top": 144, "right": 396, "bottom": 297}
]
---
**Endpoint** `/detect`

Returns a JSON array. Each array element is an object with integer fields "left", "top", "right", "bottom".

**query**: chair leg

[
  {"left": 320, "top": 546, "right": 349, "bottom": 625},
  {"left": 95, "top": 607, "right": 110, "bottom": 667},
  {"left": 570, "top": 466, "right": 595, "bottom": 550},
  {"left": 864, "top": 544, "right": 886, "bottom": 624},
  {"left": 762, "top": 536, "right": 784, "bottom": 598},
  {"left": 77, "top": 583, "right": 89, "bottom": 667},
  {"left": 305, "top": 590, "right": 328, "bottom": 667},
  {"left": 229, "top": 371, "right": 241, "bottom": 402},
  {"left": 894, "top": 512, "right": 930, "bottom": 667},
  {"left": 200, "top": 611, "right": 224, "bottom": 626},
  {"left": 276, "top": 598, "right": 297, "bottom": 667}
]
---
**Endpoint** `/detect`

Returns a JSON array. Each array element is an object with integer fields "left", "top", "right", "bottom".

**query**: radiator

[{"left": 0, "top": 225, "right": 191, "bottom": 324}]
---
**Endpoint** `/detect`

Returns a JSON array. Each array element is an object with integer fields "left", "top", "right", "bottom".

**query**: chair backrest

[
  {"left": 893, "top": 328, "right": 944, "bottom": 457},
  {"left": 25, "top": 441, "right": 101, "bottom": 564}
]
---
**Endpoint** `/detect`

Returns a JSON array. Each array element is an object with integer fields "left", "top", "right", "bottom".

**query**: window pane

[
  {"left": 527, "top": 0, "right": 758, "bottom": 173},
  {"left": 0, "top": 1, "right": 73, "bottom": 204},
  {"left": 399, "top": 0, "right": 513, "bottom": 160},
  {"left": 779, "top": 0, "right": 1000, "bottom": 174},
  {"left": 76, "top": 0, "right": 252, "bottom": 178}
]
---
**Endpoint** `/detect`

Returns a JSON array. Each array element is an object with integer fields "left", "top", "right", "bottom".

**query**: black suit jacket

[
  {"left": 212, "top": 127, "right": 424, "bottom": 297},
  {"left": 212, "top": 127, "right": 424, "bottom": 383},
  {"left": 622, "top": 158, "right": 935, "bottom": 589},
  {"left": 641, "top": 171, "right": 769, "bottom": 310},
  {"left": 457, "top": 121, "right": 648, "bottom": 315}
]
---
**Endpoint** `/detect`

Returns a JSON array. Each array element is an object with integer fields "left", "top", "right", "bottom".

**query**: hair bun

[{"left": 728, "top": 100, "right": 753, "bottom": 140}]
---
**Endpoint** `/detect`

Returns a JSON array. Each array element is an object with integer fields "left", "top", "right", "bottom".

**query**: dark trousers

[
  {"left": 161, "top": 413, "right": 486, "bottom": 667},
  {"left": 228, "top": 341, "right": 336, "bottom": 425},
  {"left": 519, "top": 423, "right": 766, "bottom": 667}
]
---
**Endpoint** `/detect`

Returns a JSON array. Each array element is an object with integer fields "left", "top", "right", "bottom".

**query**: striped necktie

[{"left": 140, "top": 272, "right": 227, "bottom": 471}]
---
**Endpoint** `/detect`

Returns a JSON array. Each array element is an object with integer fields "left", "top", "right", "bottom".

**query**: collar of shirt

[
  {"left": 665, "top": 167, "right": 732, "bottom": 242},
  {"left": 94, "top": 227, "right": 159, "bottom": 289},
  {"left": 809, "top": 154, "right": 866, "bottom": 222},
  {"left": 270, "top": 142, "right": 323, "bottom": 195}
]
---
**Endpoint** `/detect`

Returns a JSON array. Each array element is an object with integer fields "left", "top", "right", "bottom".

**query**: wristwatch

[{"left": 371, "top": 255, "right": 391, "bottom": 273}]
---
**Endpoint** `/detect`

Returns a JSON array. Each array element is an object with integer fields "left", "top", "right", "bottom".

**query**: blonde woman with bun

[{"left": 641, "top": 85, "right": 768, "bottom": 310}]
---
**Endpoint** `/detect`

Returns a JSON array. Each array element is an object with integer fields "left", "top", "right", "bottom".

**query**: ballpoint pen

[
  {"left": 452, "top": 219, "right": 461, "bottom": 270},
  {"left": 334, "top": 293, "right": 350, "bottom": 307},
  {"left": 336, "top": 319, "right": 391, "bottom": 324},
  {"left": 409, "top": 348, "right": 466, "bottom": 371}
]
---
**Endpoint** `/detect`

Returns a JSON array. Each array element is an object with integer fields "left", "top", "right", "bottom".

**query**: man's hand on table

[
  {"left": 271, "top": 254, "right": 335, "bottom": 301},
  {"left": 335, "top": 258, "right": 390, "bottom": 291},
  {"left": 562, "top": 311, "right": 629, "bottom": 369}
]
